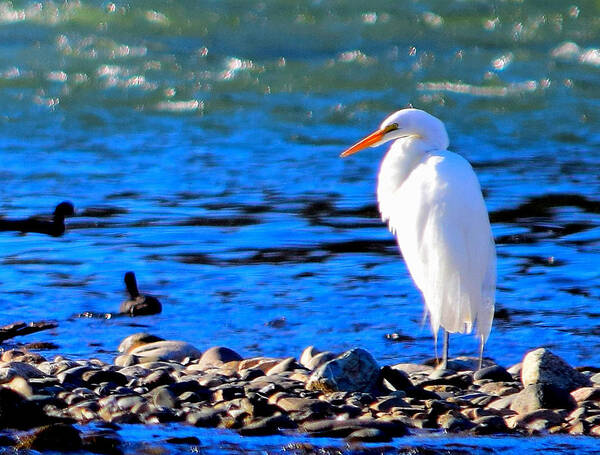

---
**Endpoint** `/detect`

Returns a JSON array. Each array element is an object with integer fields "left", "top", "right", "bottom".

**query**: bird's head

[
  {"left": 340, "top": 108, "right": 449, "bottom": 157},
  {"left": 54, "top": 201, "right": 75, "bottom": 219}
]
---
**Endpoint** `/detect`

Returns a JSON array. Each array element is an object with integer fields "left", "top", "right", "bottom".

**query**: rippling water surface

[{"left": 0, "top": 0, "right": 600, "bottom": 452}]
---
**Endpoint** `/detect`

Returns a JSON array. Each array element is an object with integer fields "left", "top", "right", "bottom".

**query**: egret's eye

[{"left": 383, "top": 123, "right": 398, "bottom": 133}]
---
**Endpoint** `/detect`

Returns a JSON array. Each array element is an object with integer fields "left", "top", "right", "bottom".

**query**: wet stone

[
  {"left": 507, "top": 409, "right": 565, "bottom": 431},
  {"left": 238, "top": 414, "right": 295, "bottom": 436},
  {"left": 267, "top": 357, "right": 304, "bottom": 375},
  {"left": 140, "top": 369, "right": 174, "bottom": 389},
  {"left": 438, "top": 414, "right": 476, "bottom": 432},
  {"left": 346, "top": 427, "right": 392, "bottom": 443},
  {"left": 474, "top": 365, "right": 513, "bottom": 382},
  {"left": 380, "top": 366, "right": 413, "bottom": 392},
  {"left": 511, "top": 383, "right": 575, "bottom": 415},
  {"left": 307, "top": 348, "right": 380, "bottom": 393},
  {"left": 213, "top": 385, "right": 244, "bottom": 402},
  {"left": 186, "top": 408, "right": 222, "bottom": 427},
  {"left": 197, "top": 347, "right": 242, "bottom": 369},
  {"left": 370, "top": 396, "right": 408, "bottom": 412},
  {"left": 471, "top": 415, "right": 510, "bottom": 434},
  {"left": 152, "top": 386, "right": 177, "bottom": 409},
  {"left": 239, "top": 368, "right": 265, "bottom": 381},
  {"left": 521, "top": 348, "right": 591, "bottom": 392},
  {"left": 17, "top": 424, "right": 83, "bottom": 452},
  {"left": 81, "top": 430, "right": 123, "bottom": 455},
  {"left": 82, "top": 370, "right": 128, "bottom": 387}
]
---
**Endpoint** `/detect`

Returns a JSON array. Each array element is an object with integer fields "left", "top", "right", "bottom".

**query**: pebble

[
  {"left": 4, "top": 338, "right": 600, "bottom": 452},
  {"left": 197, "top": 346, "right": 242, "bottom": 369},
  {"left": 521, "top": 348, "right": 591, "bottom": 392},
  {"left": 307, "top": 348, "right": 380, "bottom": 393},
  {"left": 510, "top": 383, "right": 575, "bottom": 415}
]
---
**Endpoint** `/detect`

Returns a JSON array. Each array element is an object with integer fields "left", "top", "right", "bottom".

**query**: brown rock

[
  {"left": 370, "top": 396, "right": 408, "bottom": 412},
  {"left": 478, "top": 382, "right": 520, "bottom": 397},
  {"left": 197, "top": 347, "right": 242, "bottom": 369},
  {"left": 506, "top": 409, "right": 564, "bottom": 431},
  {"left": 571, "top": 387, "right": 600, "bottom": 403},
  {"left": 487, "top": 394, "right": 518, "bottom": 411},
  {"left": 266, "top": 358, "right": 304, "bottom": 375},
  {"left": 4, "top": 376, "right": 33, "bottom": 397},
  {"left": 276, "top": 397, "right": 330, "bottom": 414},
  {"left": 568, "top": 419, "right": 588, "bottom": 435}
]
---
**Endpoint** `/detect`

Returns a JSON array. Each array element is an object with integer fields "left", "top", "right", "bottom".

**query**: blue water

[{"left": 0, "top": 0, "right": 599, "bottom": 452}]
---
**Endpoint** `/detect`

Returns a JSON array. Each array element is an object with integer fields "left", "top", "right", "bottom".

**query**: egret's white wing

[{"left": 379, "top": 150, "right": 496, "bottom": 342}]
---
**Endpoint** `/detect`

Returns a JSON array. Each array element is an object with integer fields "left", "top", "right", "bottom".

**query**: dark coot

[
  {"left": 120, "top": 271, "right": 162, "bottom": 316},
  {"left": 0, "top": 201, "right": 75, "bottom": 237}
]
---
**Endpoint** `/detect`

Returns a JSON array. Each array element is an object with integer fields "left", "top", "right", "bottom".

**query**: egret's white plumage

[{"left": 341, "top": 108, "right": 496, "bottom": 367}]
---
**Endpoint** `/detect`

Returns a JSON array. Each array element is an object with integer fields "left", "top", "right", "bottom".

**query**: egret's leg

[
  {"left": 478, "top": 337, "right": 484, "bottom": 370},
  {"left": 440, "top": 329, "right": 449, "bottom": 369}
]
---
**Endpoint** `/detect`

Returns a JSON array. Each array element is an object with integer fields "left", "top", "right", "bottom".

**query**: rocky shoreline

[{"left": 1, "top": 332, "right": 599, "bottom": 453}]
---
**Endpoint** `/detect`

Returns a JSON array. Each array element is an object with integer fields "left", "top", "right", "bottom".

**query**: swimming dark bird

[
  {"left": 120, "top": 271, "right": 162, "bottom": 316},
  {"left": 0, "top": 201, "right": 75, "bottom": 237}
]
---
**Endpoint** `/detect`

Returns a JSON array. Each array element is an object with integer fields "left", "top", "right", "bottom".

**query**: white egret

[{"left": 341, "top": 108, "right": 496, "bottom": 369}]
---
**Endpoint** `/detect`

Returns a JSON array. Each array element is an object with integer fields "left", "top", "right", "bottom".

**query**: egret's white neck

[{"left": 376, "top": 136, "right": 438, "bottom": 225}]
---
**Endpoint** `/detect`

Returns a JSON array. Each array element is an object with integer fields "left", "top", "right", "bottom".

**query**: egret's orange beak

[{"left": 340, "top": 128, "right": 387, "bottom": 158}]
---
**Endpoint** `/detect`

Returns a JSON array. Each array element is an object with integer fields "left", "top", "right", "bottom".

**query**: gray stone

[
  {"left": 140, "top": 369, "right": 174, "bottom": 389},
  {"left": 186, "top": 408, "right": 222, "bottom": 427},
  {"left": 152, "top": 385, "right": 177, "bottom": 408},
  {"left": 307, "top": 348, "right": 380, "bottom": 393},
  {"left": 510, "top": 383, "right": 575, "bottom": 415},
  {"left": 82, "top": 369, "right": 128, "bottom": 386},
  {"left": 37, "top": 360, "right": 79, "bottom": 376},
  {"left": 128, "top": 341, "right": 202, "bottom": 363},
  {"left": 507, "top": 409, "right": 564, "bottom": 431},
  {"left": 0, "top": 362, "right": 46, "bottom": 383},
  {"left": 521, "top": 348, "right": 590, "bottom": 392},
  {"left": 486, "top": 394, "right": 518, "bottom": 411}
]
